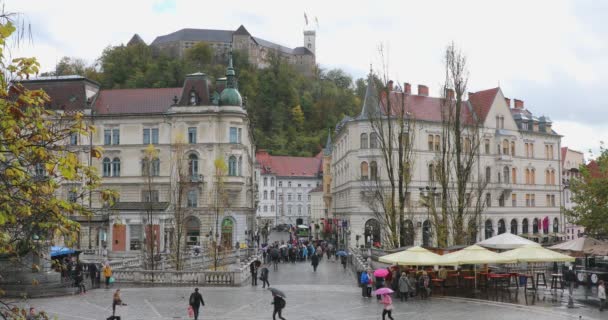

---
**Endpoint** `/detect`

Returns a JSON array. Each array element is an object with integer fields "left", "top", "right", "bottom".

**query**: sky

[{"left": 9, "top": 0, "right": 608, "bottom": 159}]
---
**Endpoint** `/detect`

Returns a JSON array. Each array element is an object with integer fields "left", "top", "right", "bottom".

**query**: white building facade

[
  {"left": 332, "top": 76, "right": 563, "bottom": 248},
  {"left": 562, "top": 147, "right": 585, "bottom": 240}
]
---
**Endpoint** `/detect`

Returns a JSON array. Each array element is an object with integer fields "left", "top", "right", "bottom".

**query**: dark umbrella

[
  {"left": 336, "top": 250, "right": 348, "bottom": 257},
  {"left": 254, "top": 260, "right": 262, "bottom": 267},
  {"left": 268, "top": 287, "right": 286, "bottom": 298}
]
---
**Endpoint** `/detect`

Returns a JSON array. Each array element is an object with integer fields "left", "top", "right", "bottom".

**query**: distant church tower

[{"left": 303, "top": 30, "right": 316, "bottom": 55}]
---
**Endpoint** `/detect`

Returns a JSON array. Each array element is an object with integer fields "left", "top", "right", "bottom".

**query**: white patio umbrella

[
  {"left": 477, "top": 233, "right": 538, "bottom": 250},
  {"left": 499, "top": 244, "right": 575, "bottom": 263},
  {"left": 549, "top": 236, "right": 605, "bottom": 253}
]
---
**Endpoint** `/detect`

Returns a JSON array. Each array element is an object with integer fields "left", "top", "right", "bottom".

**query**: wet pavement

[{"left": 12, "top": 233, "right": 606, "bottom": 319}]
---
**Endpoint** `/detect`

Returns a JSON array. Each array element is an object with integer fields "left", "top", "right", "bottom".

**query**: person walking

[
  {"left": 102, "top": 263, "right": 112, "bottom": 289},
  {"left": 260, "top": 267, "right": 270, "bottom": 288},
  {"left": 89, "top": 263, "right": 98, "bottom": 289},
  {"left": 311, "top": 253, "right": 320, "bottom": 272},
  {"left": 340, "top": 255, "right": 347, "bottom": 270},
  {"left": 75, "top": 268, "right": 86, "bottom": 294},
  {"left": 419, "top": 271, "right": 430, "bottom": 299},
  {"left": 375, "top": 275, "right": 385, "bottom": 300},
  {"left": 360, "top": 269, "right": 370, "bottom": 297},
  {"left": 250, "top": 261, "right": 258, "bottom": 286},
  {"left": 271, "top": 293, "right": 286, "bottom": 320},
  {"left": 599, "top": 280, "right": 606, "bottom": 312},
  {"left": 564, "top": 265, "right": 576, "bottom": 308},
  {"left": 112, "top": 289, "right": 127, "bottom": 317},
  {"left": 398, "top": 272, "right": 411, "bottom": 301},
  {"left": 189, "top": 288, "right": 205, "bottom": 320},
  {"left": 380, "top": 293, "right": 394, "bottom": 320}
]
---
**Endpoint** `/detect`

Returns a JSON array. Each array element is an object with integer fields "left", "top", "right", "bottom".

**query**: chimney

[
  {"left": 505, "top": 98, "right": 511, "bottom": 108},
  {"left": 418, "top": 85, "right": 429, "bottom": 96},
  {"left": 387, "top": 80, "right": 394, "bottom": 92},
  {"left": 514, "top": 99, "right": 524, "bottom": 109},
  {"left": 404, "top": 83, "right": 411, "bottom": 94},
  {"left": 446, "top": 88, "right": 454, "bottom": 100}
]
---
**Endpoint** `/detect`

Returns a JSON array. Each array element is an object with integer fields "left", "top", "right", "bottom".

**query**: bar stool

[
  {"left": 521, "top": 274, "right": 536, "bottom": 291},
  {"left": 550, "top": 273, "right": 564, "bottom": 291},
  {"left": 535, "top": 272, "right": 547, "bottom": 289}
]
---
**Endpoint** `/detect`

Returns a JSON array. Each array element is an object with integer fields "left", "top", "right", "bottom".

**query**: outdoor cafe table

[{"left": 488, "top": 273, "right": 511, "bottom": 290}]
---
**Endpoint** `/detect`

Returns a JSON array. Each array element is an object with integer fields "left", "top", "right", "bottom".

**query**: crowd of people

[{"left": 360, "top": 267, "right": 432, "bottom": 301}]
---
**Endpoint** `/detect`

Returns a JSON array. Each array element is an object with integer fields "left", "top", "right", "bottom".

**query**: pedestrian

[
  {"left": 89, "top": 263, "right": 98, "bottom": 289},
  {"left": 112, "top": 289, "right": 127, "bottom": 317},
  {"left": 419, "top": 271, "right": 430, "bottom": 299},
  {"left": 360, "top": 269, "right": 370, "bottom": 297},
  {"left": 271, "top": 293, "right": 286, "bottom": 320},
  {"left": 340, "top": 255, "right": 347, "bottom": 270},
  {"left": 263, "top": 249, "right": 268, "bottom": 264},
  {"left": 102, "top": 263, "right": 112, "bottom": 289},
  {"left": 366, "top": 269, "right": 374, "bottom": 298},
  {"left": 564, "top": 265, "right": 576, "bottom": 307},
  {"left": 75, "top": 268, "right": 86, "bottom": 294},
  {"left": 381, "top": 293, "right": 394, "bottom": 320},
  {"left": 272, "top": 248, "right": 279, "bottom": 271},
  {"left": 375, "top": 274, "right": 385, "bottom": 300},
  {"left": 311, "top": 253, "right": 319, "bottom": 272},
  {"left": 599, "top": 280, "right": 606, "bottom": 312},
  {"left": 250, "top": 261, "right": 258, "bottom": 286},
  {"left": 398, "top": 272, "right": 411, "bottom": 301},
  {"left": 189, "top": 288, "right": 205, "bottom": 320},
  {"left": 260, "top": 267, "right": 270, "bottom": 288}
]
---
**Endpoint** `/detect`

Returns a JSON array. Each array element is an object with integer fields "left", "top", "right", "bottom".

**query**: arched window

[
  {"left": 550, "top": 170, "right": 556, "bottom": 185},
  {"left": 360, "top": 133, "right": 368, "bottom": 149},
  {"left": 152, "top": 158, "right": 160, "bottom": 176},
  {"left": 228, "top": 156, "right": 237, "bottom": 176},
  {"left": 498, "top": 219, "right": 506, "bottom": 235},
  {"left": 525, "top": 169, "right": 530, "bottom": 184},
  {"left": 531, "top": 169, "right": 536, "bottom": 184},
  {"left": 511, "top": 141, "right": 516, "bottom": 156},
  {"left": 264, "top": 177, "right": 268, "bottom": 186},
  {"left": 510, "top": 219, "right": 518, "bottom": 234},
  {"left": 422, "top": 220, "right": 432, "bottom": 247},
  {"left": 238, "top": 156, "right": 243, "bottom": 176},
  {"left": 401, "top": 220, "right": 414, "bottom": 246},
  {"left": 263, "top": 191, "right": 268, "bottom": 200},
  {"left": 429, "top": 164, "right": 435, "bottom": 182},
  {"left": 545, "top": 169, "right": 550, "bottom": 185},
  {"left": 271, "top": 177, "right": 275, "bottom": 186},
  {"left": 188, "top": 154, "right": 199, "bottom": 177},
  {"left": 553, "top": 217, "right": 559, "bottom": 233},
  {"left": 370, "top": 133, "right": 379, "bottom": 148},
  {"left": 511, "top": 168, "right": 517, "bottom": 184},
  {"left": 503, "top": 166, "right": 510, "bottom": 184},
  {"left": 485, "top": 167, "right": 491, "bottom": 182},
  {"left": 361, "top": 161, "right": 369, "bottom": 180},
  {"left": 485, "top": 219, "right": 493, "bottom": 239},
  {"left": 103, "top": 158, "right": 111, "bottom": 177},
  {"left": 370, "top": 161, "right": 378, "bottom": 180},
  {"left": 270, "top": 190, "right": 275, "bottom": 200},
  {"left": 434, "top": 135, "right": 441, "bottom": 151},
  {"left": 112, "top": 158, "right": 121, "bottom": 177},
  {"left": 364, "top": 219, "right": 381, "bottom": 247},
  {"left": 533, "top": 218, "right": 539, "bottom": 234},
  {"left": 503, "top": 139, "right": 509, "bottom": 155},
  {"left": 522, "top": 218, "right": 529, "bottom": 234}
]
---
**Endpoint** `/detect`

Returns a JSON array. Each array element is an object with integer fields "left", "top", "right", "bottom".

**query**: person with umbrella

[
  {"left": 250, "top": 260, "right": 260, "bottom": 286},
  {"left": 374, "top": 269, "right": 388, "bottom": 300},
  {"left": 260, "top": 266, "right": 270, "bottom": 288},
  {"left": 311, "top": 253, "right": 320, "bottom": 272},
  {"left": 269, "top": 288, "right": 287, "bottom": 320},
  {"left": 375, "top": 288, "right": 395, "bottom": 320}
]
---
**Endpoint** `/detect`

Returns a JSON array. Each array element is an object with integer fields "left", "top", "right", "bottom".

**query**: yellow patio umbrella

[
  {"left": 378, "top": 246, "right": 442, "bottom": 266},
  {"left": 499, "top": 244, "right": 575, "bottom": 263}
]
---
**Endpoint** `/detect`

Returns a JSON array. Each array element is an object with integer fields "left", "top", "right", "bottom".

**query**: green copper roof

[{"left": 219, "top": 52, "right": 242, "bottom": 107}]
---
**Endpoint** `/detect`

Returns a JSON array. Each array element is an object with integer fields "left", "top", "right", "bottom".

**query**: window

[
  {"left": 298, "top": 205, "right": 302, "bottom": 214},
  {"left": 143, "top": 128, "right": 159, "bottom": 145},
  {"left": 533, "top": 218, "right": 539, "bottom": 234},
  {"left": 511, "top": 219, "right": 518, "bottom": 234},
  {"left": 142, "top": 190, "right": 159, "bottom": 202},
  {"left": 511, "top": 168, "right": 517, "bottom": 184},
  {"left": 271, "top": 191, "right": 275, "bottom": 200},
  {"left": 485, "top": 193, "right": 491, "bottom": 207},
  {"left": 434, "top": 135, "right": 441, "bottom": 151},
  {"left": 228, "top": 156, "right": 237, "bottom": 176},
  {"left": 503, "top": 166, "right": 510, "bottom": 184},
  {"left": 279, "top": 193, "right": 283, "bottom": 201},
  {"left": 428, "top": 135, "right": 434, "bottom": 151},
  {"left": 361, "top": 162, "right": 369, "bottom": 180},
  {"left": 512, "top": 193, "right": 517, "bottom": 207},
  {"left": 112, "top": 158, "right": 121, "bottom": 177},
  {"left": 264, "top": 177, "right": 268, "bottom": 186},
  {"left": 142, "top": 157, "right": 160, "bottom": 176},
  {"left": 485, "top": 167, "right": 491, "bottom": 182},
  {"left": 129, "top": 224, "right": 142, "bottom": 250},
  {"left": 229, "top": 127, "right": 241, "bottom": 143},
  {"left": 522, "top": 218, "right": 529, "bottom": 234},
  {"left": 187, "top": 190, "right": 198, "bottom": 207},
  {"left": 531, "top": 169, "right": 536, "bottom": 184},
  {"left": 498, "top": 193, "right": 505, "bottom": 207},
  {"left": 498, "top": 219, "right": 506, "bottom": 234},
  {"left": 112, "top": 129, "right": 120, "bottom": 145},
  {"left": 307, "top": 194, "right": 311, "bottom": 201},
  {"left": 104, "top": 129, "right": 112, "bottom": 145},
  {"left": 263, "top": 191, "right": 268, "bottom": 200},
  {"left": 287, "top": 205, "right": 292, "bottom": 214},
  {"left": 370, "top": 161, "right": 378, "bottom": 180},
  {"left": 511, "top": 141, "right": 515, "bottom": 156},
  {"left": 530, "top": 143, "right": 534, "bottom": 158},
  {"left": 278, "top": 181, "right": 283, "bottom": 187},
  {"left": 525, "top": 143, "right": 529, "bottom": 157},
  {"left": 34, "top": 163, "right": 45, "bottom": 178},
  {"left": 188, "top": 154, "right": 199, "bottom": 177},
  {"left": 428, "top": 164, "right": 435, "bottom": 182},
  {"left": 263, "top": 205, "right": 267, "bottom": 212},
  {"left": 370, "top": 133, "right": 379, "bottom": 148},
  {"left": 238, "top": 156, "right": 243, "bottom": 176},
  {"left": 69, "top": 132, "right": 78, "bottom": 145},
  {"left": 271, "top": 205, "right": 275, "bottom": 212},
  {"left": 297, "top": 193, "right": 302, "bottom": 201},
  {"left": 531, "top": 194, "right": 535, "bottom": 207},
  {"left": 271, "top": 178, "right": 275, "bottom": 186},
  {"left": 103, "top": 158, "right": 111, "bottom": 177},
  {"left": 287, "top": 193, "right": 292, "bottom": 201},
  {"left": 298, "top": 183, "right": 301, "bottom": 187},
  {"left": 503, "top": 139, "right": 509, "bottom": 155},
  {"left": 68, "top": 190, "right": 78, "bottom": 203},
  {"left": 188, "top": 127, "right": 197, "bottom": 144},
  {"left": 361, "top": 133, "right": 369, "bottom": 149},
  {"left": 484, "top": 139, "right": 490, "bottom": 154},
  {"left": 288, "top": 181, "right": 292, "bottom": 187}
]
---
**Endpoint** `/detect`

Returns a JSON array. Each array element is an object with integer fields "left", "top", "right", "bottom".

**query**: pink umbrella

[
  {"left": 374, "top": 269, "right": 389, "bottom": 278},
  {"left": 373, "top": 287, "right": 394, "bottom": 295}
]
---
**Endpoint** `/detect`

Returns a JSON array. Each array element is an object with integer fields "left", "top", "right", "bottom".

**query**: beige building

[
  {"left": 23, "top": 58, "right": 256, "bottom": 255},
  {"left": 561, "top": 147, "right": 585, "bottom": 240},
  {"left": 332, "top": 74, "right": 563, "bottom": 248},
  {"left": 149, "top": 25, "right": 316, "bottom": 76}
]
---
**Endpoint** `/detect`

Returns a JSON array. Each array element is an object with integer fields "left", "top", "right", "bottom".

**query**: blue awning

[{"left": 50, "top": 246, "right": 77, "bottom": 257}]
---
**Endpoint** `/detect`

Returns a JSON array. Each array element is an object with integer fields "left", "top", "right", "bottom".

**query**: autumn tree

[
  {"left": 168, "top": 136, "right": 188, "bottom": 270},
  {"left": 566, "top": 143, "right": 608, "bottom": 237},
  {"left": 141, "top": 144, "right": 159, "bottom": 270},
  {"left": 0, "top": 13, "right": 114, "bottom": 316}
]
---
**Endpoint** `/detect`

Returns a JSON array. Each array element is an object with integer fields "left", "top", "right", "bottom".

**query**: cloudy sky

[{"left": 10, "top": 0, "right": 608, "bottom": 159}]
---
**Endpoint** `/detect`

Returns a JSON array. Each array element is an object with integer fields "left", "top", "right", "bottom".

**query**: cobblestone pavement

[{"left": 15, "top": 233, "right": 605, "bottom": 319}]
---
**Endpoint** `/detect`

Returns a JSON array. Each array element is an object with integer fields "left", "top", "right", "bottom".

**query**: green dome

[{"left": 219, "top": 87, "right": 242, "bottom": 106}]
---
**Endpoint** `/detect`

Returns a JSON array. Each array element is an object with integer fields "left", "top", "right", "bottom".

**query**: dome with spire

[{"left": 219, "top": 53, "right": 243, "bottom": 107}]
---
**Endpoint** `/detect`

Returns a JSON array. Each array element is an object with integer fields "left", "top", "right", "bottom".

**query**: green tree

[
  {"left": 291, "top": 105, "right": 305, "bottom": 130},
  {"left": 185, "top": 42, "right": 213, "bottom": 70},
  {"left": 566, "top": 143, "right": 608, "bottom": 236}
]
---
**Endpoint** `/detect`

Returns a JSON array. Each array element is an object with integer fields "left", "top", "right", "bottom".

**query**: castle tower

[{"left": 304, "top": 30, "right": 316, "bottom": 55}]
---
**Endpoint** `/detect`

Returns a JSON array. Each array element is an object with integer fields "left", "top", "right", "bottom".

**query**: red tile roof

[
  {"left": 94, "top": 87, "right": 182, "bottom": 115},
  {"left": 378, "top": 92, "right": 475, "bottom": 124},
  {"left": 256, "top": 151, "right": 322, "bottom": 177},
  {"left": 468, "top": 87, "right": 500, "bottom": 123},
  {"left": 21, "top": 79, "right": 91, "bottom": 112}
]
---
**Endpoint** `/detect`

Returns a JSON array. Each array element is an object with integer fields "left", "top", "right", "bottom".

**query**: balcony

[
  {"left": 189, "top": 174, "right": 205, "bottom": 183},
  {"left": 496, "top": 154, "right": 512, "bottom": 162}
]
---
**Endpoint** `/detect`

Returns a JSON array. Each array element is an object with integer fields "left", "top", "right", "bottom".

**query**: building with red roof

[{"left": 334, "top": 72, "right": 563, "bottom": 249}]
